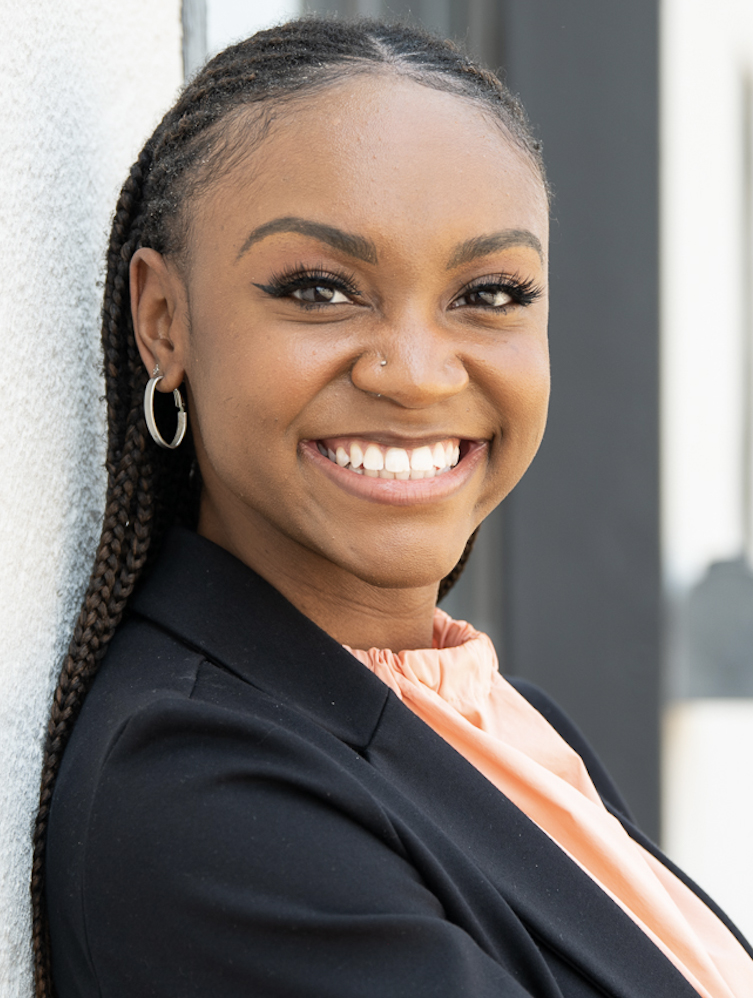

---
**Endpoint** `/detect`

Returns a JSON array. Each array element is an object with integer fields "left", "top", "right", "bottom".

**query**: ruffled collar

[
  {"left": 345, "top": 609, "right": 498, "bottom": 718},
  {"left": 344, "top": 608, "right": 753, "bottom": 998}
]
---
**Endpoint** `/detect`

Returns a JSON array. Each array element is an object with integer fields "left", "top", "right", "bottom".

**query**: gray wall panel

[{"left": 499, "top": 0, "right": 661, "bottom": 838}]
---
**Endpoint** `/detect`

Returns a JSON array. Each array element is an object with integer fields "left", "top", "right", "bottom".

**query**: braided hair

[{"left": 31, "top": 17, "right": 546, "bottom": 995}]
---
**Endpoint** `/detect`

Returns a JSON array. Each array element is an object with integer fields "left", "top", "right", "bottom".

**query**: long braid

[
  {"left": 438, "top": 528, "right": 480, "bottom": 602},
  {"left": 31, "top": 149, "right": 159, "bottom": 997},
  {"left": 32, "top": 18, "right": 546, "bottom": 995}
]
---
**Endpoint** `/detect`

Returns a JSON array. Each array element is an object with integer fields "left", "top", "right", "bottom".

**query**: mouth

[
  {"left": 301, "top": 435, "right": 487, "bottom": 505},
  {"left": 315, "top": 436, "right": 461, "bottom": 480}
]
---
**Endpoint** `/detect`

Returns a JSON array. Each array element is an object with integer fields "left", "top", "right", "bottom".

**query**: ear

[{"left": 130, "top": 248, "right": 188, "bottom": 392}]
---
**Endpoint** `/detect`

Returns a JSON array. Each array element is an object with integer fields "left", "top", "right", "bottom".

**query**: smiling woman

[
  {"left": 129, "top": 71, "right": 549, "bottom": 650},
  {"left": 34, "top": 16, "right": 753, "bottom": 998}
]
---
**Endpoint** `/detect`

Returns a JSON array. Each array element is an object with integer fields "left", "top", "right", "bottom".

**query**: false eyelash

[
  {"left": 253, "top": 264, "right": 360, "bottom": 300},
  {"left": 253, "top": 265, "right": 544, "bottom": 309},
  {"left": 458, "top": 272, "right": 545, "bottom": 307}
]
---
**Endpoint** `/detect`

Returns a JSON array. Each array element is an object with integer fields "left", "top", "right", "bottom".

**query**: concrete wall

[{"left": 0, "top": 4, "right": 182, "bottom": 993}]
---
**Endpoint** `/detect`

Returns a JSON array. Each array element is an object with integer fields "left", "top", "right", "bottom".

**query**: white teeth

[
  {"left": 385, "top": 447, "right": 410, "bottom": 473},
  {"left": 410, "top": 446, "right": 434, "bottom": 471},
  {"left": 319, "top": 438, "right": 463, "bottom": 479},
  {"left": 363, "top": 444, "right": 384, "bottom": 471}
]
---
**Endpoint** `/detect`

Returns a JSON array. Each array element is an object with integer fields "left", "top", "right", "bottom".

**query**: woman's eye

[
  {"left": 452, "top": 274, "right": 544, "bottom": 311},
  {"left": 253, "top": 269, "right": 360, "bottom": 306},
  {"left": 454, "top": 287, "right": 514, "bottom": 309},
  {"left": 291, "top": 285, "right": 351, "bottom": 304}
]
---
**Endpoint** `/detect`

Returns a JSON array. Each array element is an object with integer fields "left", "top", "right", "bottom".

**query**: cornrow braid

[{"left": 32, "top": 17, "right": 546, "bottom": 995}]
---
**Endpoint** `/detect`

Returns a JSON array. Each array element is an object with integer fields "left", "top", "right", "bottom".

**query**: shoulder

[
  {"left": 47, "top": 617, "right": 453, "bottom": 997},
  {"left": 51, "top": 609, "right": 401, "bottom": 878},
  {"left": 56, "top": 610, "right": 378, "bottom": 805}
]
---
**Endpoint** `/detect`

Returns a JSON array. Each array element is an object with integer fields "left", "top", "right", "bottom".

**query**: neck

[
  {"left": 197, "top": 513, "right": 439, "bottom": 652},
  {"left": 280, "top": 574, "right": 438, "bottom": 651}
]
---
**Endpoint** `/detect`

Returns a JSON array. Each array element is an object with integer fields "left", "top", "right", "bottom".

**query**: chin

[{"left": 338, "top": 538, "right": 471, "bottom": 593}]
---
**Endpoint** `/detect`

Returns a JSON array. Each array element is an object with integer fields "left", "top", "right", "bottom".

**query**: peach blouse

[{"left": 346, "top": 610, "right": 753, "bottom": 998}]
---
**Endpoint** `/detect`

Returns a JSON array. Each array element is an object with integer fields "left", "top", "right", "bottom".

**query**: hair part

[{"left": 31, "top": 18, "right": 545, "bottom": 995}]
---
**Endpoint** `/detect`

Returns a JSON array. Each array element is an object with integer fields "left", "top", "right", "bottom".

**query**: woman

[{"left": 33, "top": 17, "right": 753, "bottom": 998}]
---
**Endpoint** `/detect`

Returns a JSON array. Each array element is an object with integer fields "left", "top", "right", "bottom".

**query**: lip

[{"left": 300, "top": 438, "right": 488, "bottom": 506}]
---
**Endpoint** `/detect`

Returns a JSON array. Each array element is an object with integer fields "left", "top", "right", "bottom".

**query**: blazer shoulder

[{"left": 507, "top": 675, "right": 635, "bottom": 822}]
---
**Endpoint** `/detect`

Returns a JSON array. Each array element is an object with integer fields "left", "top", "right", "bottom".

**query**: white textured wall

[{"left": 0, "top": 4, "right": 182, "bottom": 994}]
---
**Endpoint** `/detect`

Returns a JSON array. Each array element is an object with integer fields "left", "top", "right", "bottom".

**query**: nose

[{"left": 350, "top": 315, "right": 469, "bottom": 408}]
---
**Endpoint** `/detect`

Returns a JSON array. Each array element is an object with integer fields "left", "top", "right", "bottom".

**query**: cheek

[
  {"left": 490, "top": 331, "right": 550, "bottom": 431},
  {"left": 518, "top": 352, "right": 551, "bottom": 438},
  {"left": 186, "top": 322, "right": 335, "bottom": 474},
  {"left": 480, "top": 336, "right": 550, "bottom": 499}
]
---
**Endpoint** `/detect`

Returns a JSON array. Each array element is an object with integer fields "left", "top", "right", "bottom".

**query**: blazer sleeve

[{"left": 79, "top": 693, "right": 553, "bottom": 998}]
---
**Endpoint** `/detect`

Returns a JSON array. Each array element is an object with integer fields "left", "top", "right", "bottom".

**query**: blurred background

[{"left": 2, "top": 2, "right": 753, "bottom": 993}]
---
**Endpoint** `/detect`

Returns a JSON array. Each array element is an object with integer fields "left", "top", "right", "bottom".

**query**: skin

[{"left": 131, "top": 73, "right": 550, "bottom": 652}]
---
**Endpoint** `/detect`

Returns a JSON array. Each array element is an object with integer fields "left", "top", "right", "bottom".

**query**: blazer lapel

[
  {"left": 611, "top": 803, "right": 753, "bottom": 961},
  {"left": 366, "top": 695, "right": 701, "bottom": 998},
  {"left": 133, "top": 529, "right": 706, "bottom": 998},
  {"left": 132, "top": 528, "right": 391, "bottom": 748}
]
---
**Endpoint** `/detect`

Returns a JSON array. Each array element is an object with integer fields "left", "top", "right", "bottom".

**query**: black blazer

[{"left": 47, "top": 528, "right": 752, "bottom": 997}]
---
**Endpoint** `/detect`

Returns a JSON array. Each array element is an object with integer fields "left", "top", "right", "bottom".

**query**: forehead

[{"left": 191, "top": 74, "right": 549, "bottom": 260}]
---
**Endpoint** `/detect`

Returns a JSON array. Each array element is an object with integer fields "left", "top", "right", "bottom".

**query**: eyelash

[
  {"left": 254, "top": 266, "right": 360, "bottom": 307},
  {"left": 451, "top": 273, "right": 544, "bottom": 311},
  {"left": 254, "top": 265, "right": 543, "bottom": 312}
]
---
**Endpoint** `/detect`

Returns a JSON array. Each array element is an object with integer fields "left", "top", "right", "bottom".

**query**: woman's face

[{"left": 138, "top": 74, "right": 550, "bottom": 604}]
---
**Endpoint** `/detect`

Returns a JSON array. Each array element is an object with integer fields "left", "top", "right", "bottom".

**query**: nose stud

[{"left": 380, "top": 359, "right": 387, "bottom": 367}]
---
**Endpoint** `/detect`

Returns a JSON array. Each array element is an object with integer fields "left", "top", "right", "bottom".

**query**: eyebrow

[
  {"left": 447, "top": 229, "right": 544, "bottom": 269},
  {"left": 236, "top": 216, "right": 378, "bottom": 264}
]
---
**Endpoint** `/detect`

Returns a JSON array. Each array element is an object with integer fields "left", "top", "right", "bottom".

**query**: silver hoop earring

[{"left": 144, "top": 373, "right": 187, "bottom": 449}]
